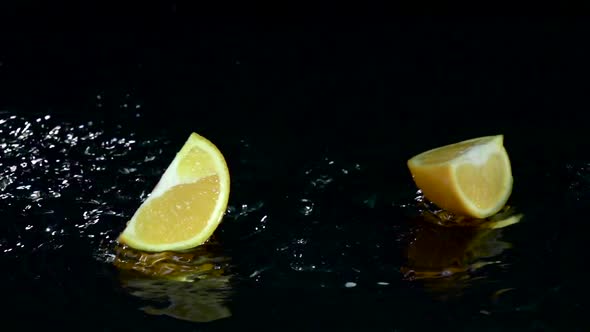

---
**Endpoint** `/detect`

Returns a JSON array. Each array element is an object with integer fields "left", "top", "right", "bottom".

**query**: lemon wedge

[
  {"left": 118, "top": 133, "right": 230, "bottom": 252},
  {"left": 407, "top": 135, "right": 513, "bottom": 219}
]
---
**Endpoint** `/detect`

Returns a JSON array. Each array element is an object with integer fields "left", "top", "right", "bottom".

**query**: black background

[
  {"left": 1, "top": 4, "right": 589, "bottom": 331},
  {"left": 2, "top": 10, "right": 588, "bottom": 149}
]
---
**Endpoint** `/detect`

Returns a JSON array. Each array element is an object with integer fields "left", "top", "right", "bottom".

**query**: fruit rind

[
  {"left": 118, "top": 133, "right": 230, "bottom": 252},
  {"left": 407, "top": 135, "right": 512, "bottom": 219}
]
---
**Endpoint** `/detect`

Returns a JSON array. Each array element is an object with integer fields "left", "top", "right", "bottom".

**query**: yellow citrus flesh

[
  {"left": 407, "top": 135, "right": 512, "bottom": 219},
  {"left": 118, "top": 133, "right": 230, "bottom": 252}
]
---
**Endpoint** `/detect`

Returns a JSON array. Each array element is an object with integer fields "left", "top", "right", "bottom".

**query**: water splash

[
  {"left": 0, "top": 111, "right": 240, "bottom": 322},
  {"left": 1, "top": 110, "right": 554, "bottom": 324},
  {"left": 113, "top": 243, "right": 231, "bottom": 281},
  {"left": 0, "top": 112, "right": 170, "bottom": 259}
]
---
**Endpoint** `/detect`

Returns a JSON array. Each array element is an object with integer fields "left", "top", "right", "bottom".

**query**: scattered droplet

[
  {"left": 0, "top": 112, "right": 170, "bottom": 260},
  {"left": 298, "top": 198, "right": 314, "bottom": 216}
]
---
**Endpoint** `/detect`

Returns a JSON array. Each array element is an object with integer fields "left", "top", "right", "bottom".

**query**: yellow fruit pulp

[{"left": 133, "top": 176, "right": 220, "bottom": 245}]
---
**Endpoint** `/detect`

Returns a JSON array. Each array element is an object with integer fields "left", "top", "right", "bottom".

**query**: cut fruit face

[
  {"left": 118, "top": 133, "right": 230, "bottom": 252},
  {"left": 407, "top": 135, "right": 513, "bottom": 219}
]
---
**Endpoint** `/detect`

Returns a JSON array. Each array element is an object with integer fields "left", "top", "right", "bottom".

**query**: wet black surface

[{"left": 1, "top": 9, "right": 589, "bottom": 331}]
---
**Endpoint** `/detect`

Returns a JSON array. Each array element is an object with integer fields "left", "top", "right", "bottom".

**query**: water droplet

[
  {"left": 29, "top": 191, "right": 41, "bottom": 200},
  {"left": 0, "top": 176, "right": 14, "bottom": 191},
  {"left": 310, "top": 175, "right": 333, "bottom": 189},
  {"left": 294, "top": 238, "right": 308, "bottom": 245},
  {"left": 119, "top": 167, "right": 137, "bottom": 174},
  {"left": 298, "top": 198, "right": 314, "bottom": 216}
]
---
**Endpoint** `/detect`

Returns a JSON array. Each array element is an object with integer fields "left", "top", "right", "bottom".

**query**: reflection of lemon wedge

[
  {"left": 118, "top": 133, "right": 230, "bottom": 252},
  {"left": 121, "top": 273, "right": 232, "bottom": 323},
  {"left": 407, "top": 135, "right": 513, "bottom": 219},
  {"left": 114, "top": 243, "right": 233, "bottom": 322}
]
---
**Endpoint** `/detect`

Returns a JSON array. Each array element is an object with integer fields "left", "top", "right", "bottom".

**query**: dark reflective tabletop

[{"left": 1, "top": 10, "right": 588, "bottom": 331}]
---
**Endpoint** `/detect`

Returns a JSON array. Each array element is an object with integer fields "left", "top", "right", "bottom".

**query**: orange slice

[
  {"left": 118, "top": 133, "right": 230, "bottom": 252},
  {"left": 407, "top": 135, "right": 513, "bottom": 219}
]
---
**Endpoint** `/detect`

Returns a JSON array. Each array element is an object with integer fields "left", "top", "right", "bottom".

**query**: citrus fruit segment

[
  {"left": 118, "top": 133, "right": 230, "bottom": 252},
  {"left": 407, "top": 135, "right": 513, "bottom": 219}
]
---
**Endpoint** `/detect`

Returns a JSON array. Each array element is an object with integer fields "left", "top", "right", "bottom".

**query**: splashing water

[
  {"left": 0, "top": 111, "right": 240, "bottom": 321},
  {"left": 0, "top": 112, "right": 174, "bottom": 259},
  {"left": 3, "top": 110, "right": 584, "bottom": 326}
]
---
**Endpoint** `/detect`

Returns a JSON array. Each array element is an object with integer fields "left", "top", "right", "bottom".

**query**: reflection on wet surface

[
  {"left": 1, "top": 111, "right": 588, "bottom": 328},
  {"left": 121, "top": 274, "right": 232, "bottom": 323},
  {"left": 114, "top": 243, "right": 232, "bottom": 322},
  {"left": 401, "top": 213, "right": 517, "bottom": 298},
  {"left": 400, "top": 197, "right": 524, "bottom": 299}
]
